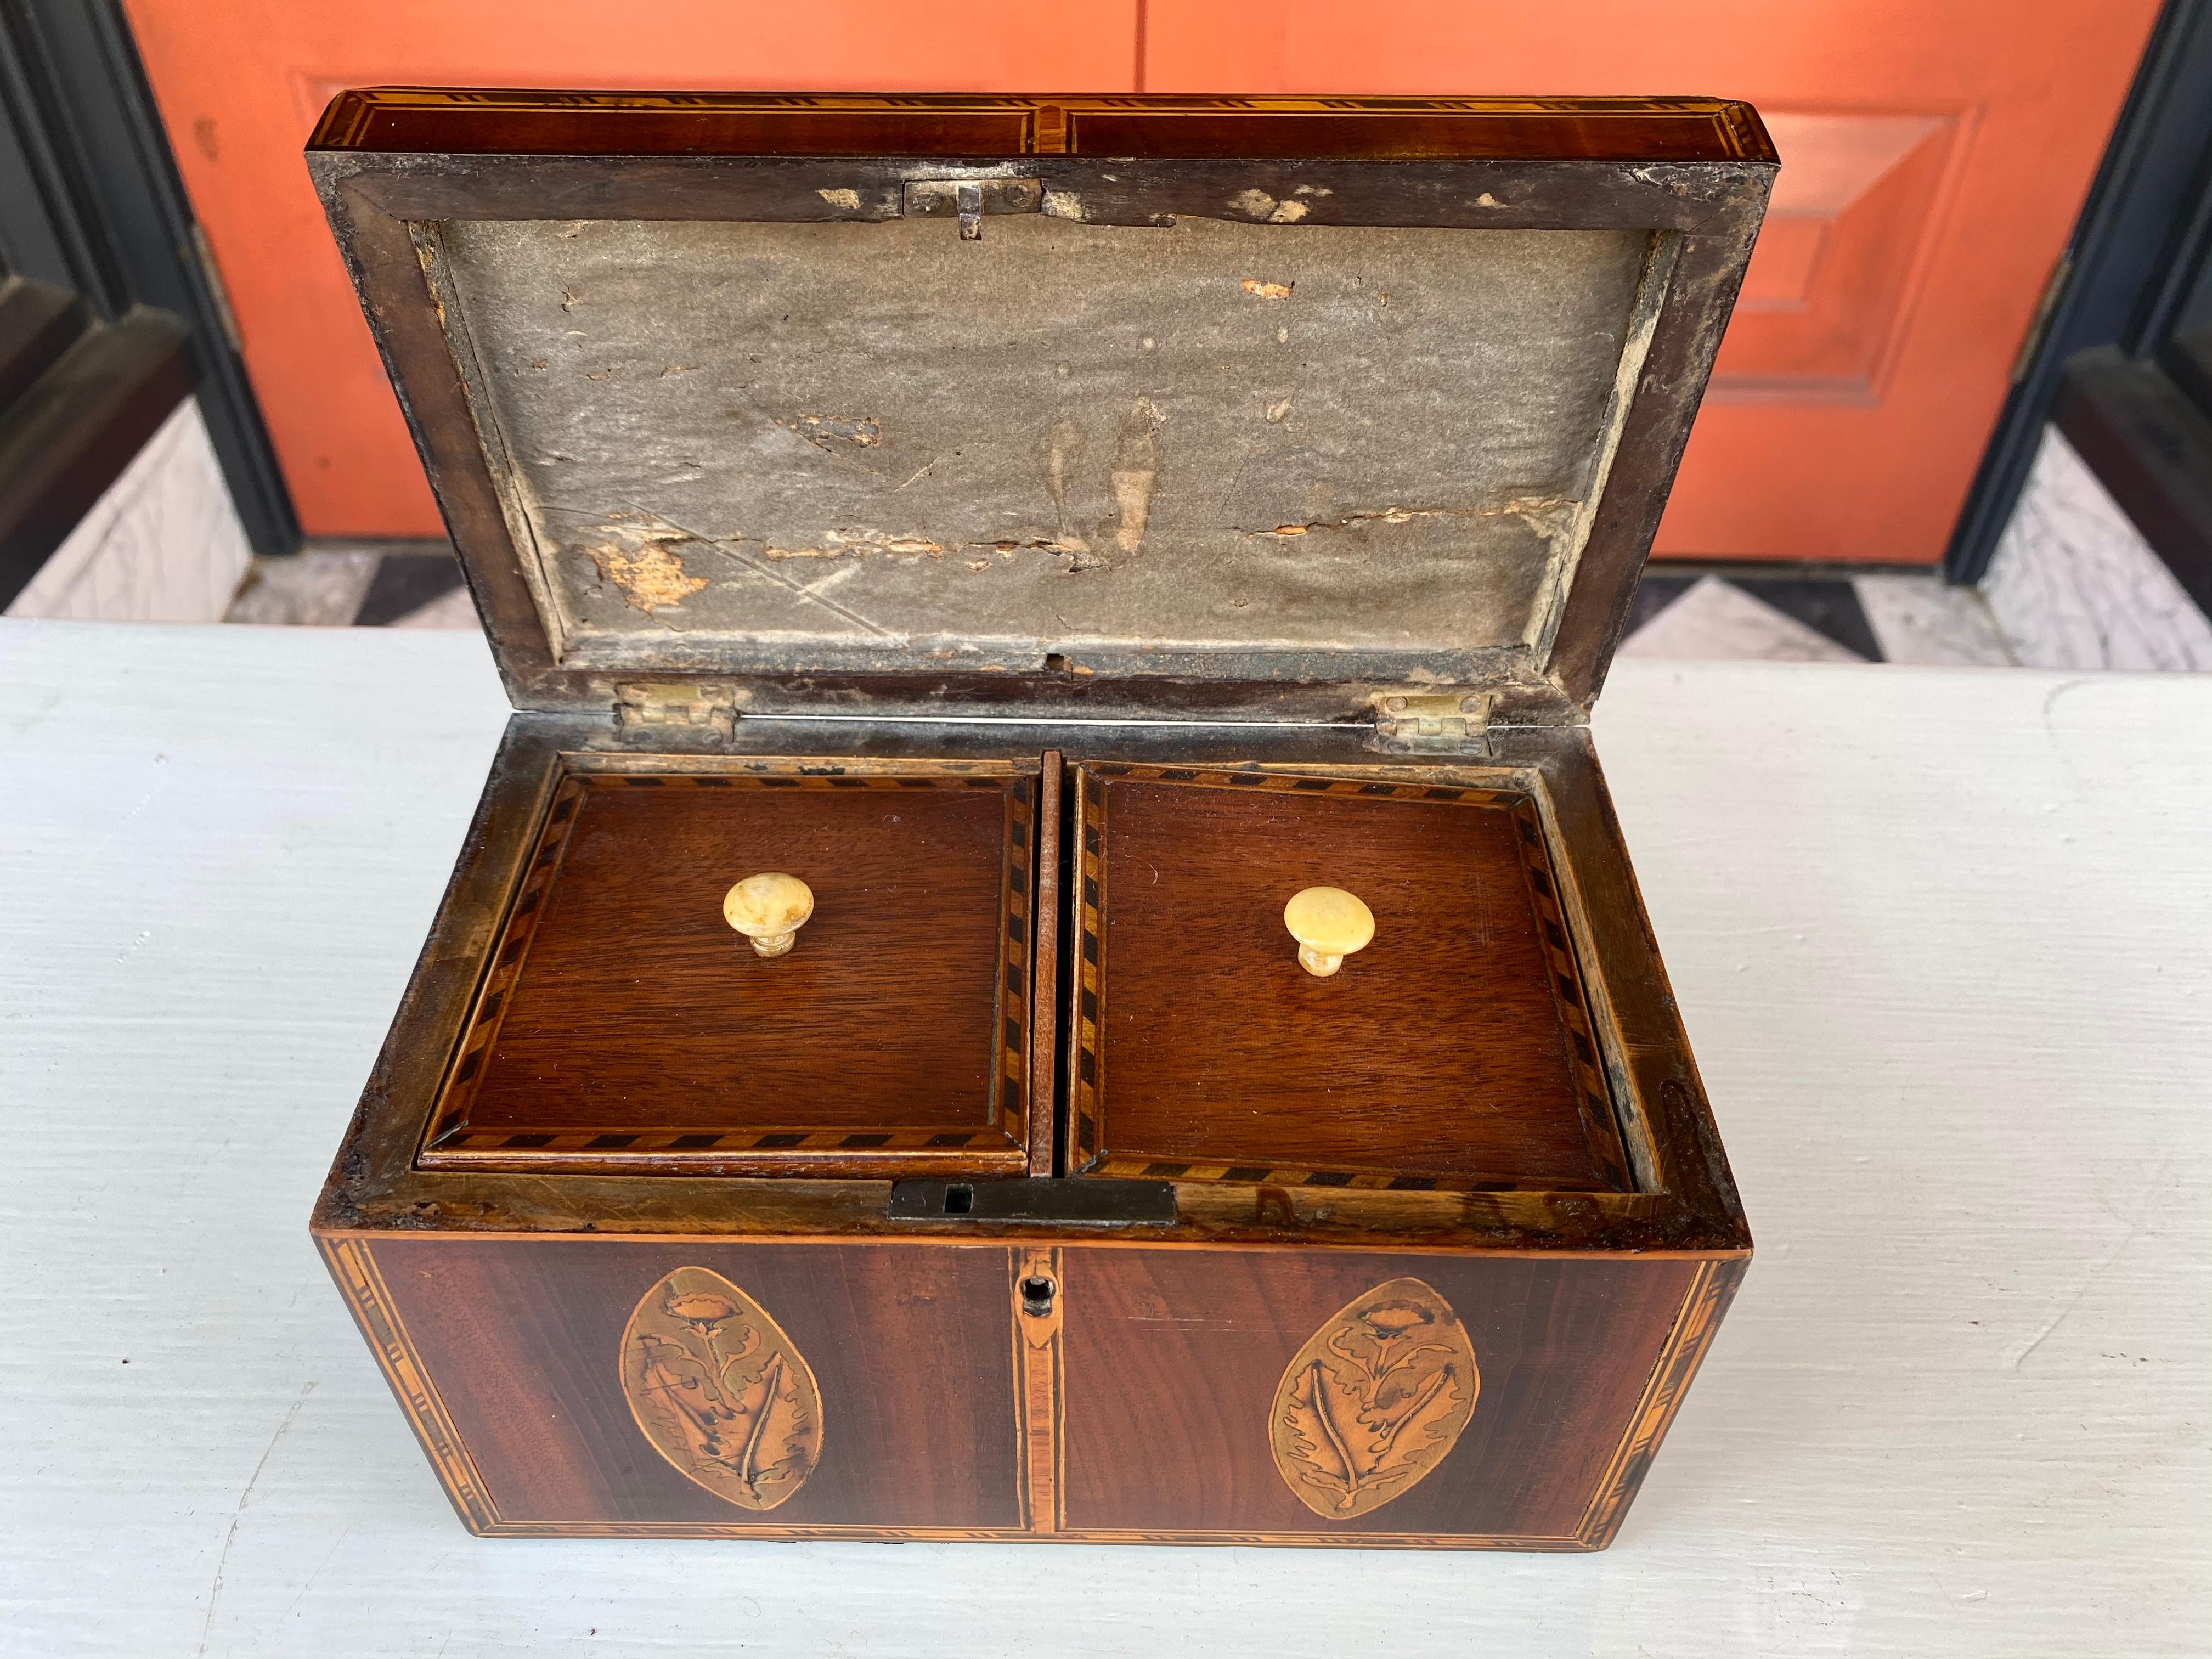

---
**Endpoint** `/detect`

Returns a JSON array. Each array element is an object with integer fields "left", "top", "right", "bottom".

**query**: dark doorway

[
  {"left": 1948, "top": 0, "right": 2212, "bottom": 619},
  {"left": 0, "top": 0, "right": 294, "bottom": 609}
]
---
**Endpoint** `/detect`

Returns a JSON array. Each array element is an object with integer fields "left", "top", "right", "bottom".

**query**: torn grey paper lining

[{"left": 438, "top": 215, "right": 1652, "bottom": 676}]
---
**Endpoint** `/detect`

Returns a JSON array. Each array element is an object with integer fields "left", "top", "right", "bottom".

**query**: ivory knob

[
  {"left": 723, "top": 873, "right": 815, "bottom": 958},
  {"left": 1284, "top": 885, "right": 1375, "bottom": 978}
]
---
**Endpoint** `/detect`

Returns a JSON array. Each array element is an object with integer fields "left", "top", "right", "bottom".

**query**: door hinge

[
  {"left": 1368, "top": 692, "right": 1496, "bottom": 755},
  {"left": 2010, "top": 251, "right": 2073, "bottom": 385},
  {"left": 613, "top": 680, "right": 736, "bottom": 736},
  {"left": 189, "top": 223, "right": 244, "bottom": 357},
  {"left": 902, "top": 177, "right": 1043, "bottom": 240}
]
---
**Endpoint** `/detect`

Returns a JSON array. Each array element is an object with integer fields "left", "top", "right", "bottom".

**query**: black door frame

[
  {"left": 1945, "top": 0, "right": 2212, "bottom": 590},
  {"left": 0, "top": 0, "right": 295, "bottom": 608}
]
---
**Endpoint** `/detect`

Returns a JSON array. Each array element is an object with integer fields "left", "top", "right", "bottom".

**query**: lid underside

[
  {"left": 438, "top": 215, "right": 1662, "bottom": 684},
  {"left": 313, "top": 93, "right": 1774, "bottom": 716}
]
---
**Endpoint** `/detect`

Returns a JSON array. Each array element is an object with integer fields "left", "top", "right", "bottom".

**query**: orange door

[
  {"left": 1141, "top": 0, "right": 2161, "bottom": 563},
  {"left": 125, "top": 1, "right": 2154, "bottom": 563},
  {"left": 116, "top": 3, "right": 1142, "bottom": 542}
]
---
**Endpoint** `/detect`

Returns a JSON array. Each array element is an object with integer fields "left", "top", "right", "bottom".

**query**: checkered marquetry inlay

[
  {"left": 1068, "top": 763, "right": 1627, "bottom": 1192},
  {"left": 420, "top": 766, "right": 1034, "bottom": 1166}
]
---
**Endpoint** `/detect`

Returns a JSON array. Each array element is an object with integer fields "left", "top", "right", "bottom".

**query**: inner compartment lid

[
  {"left": 311, "top": 92, "right": 1774, "bottom": 721},
  {"left": 1066, "top": 763, "right": 1629, "bottom": 1192},
  {"left": 417, "top": 759, "right": 1042, "bottom": 1178}
]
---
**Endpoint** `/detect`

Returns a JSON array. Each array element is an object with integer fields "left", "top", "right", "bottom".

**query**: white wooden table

[{"left": 2, "top": 618, "right": 2205, "bottom": 1658}]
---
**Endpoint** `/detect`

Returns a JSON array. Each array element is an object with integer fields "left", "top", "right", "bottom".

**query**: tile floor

[
  {"left": 5, "top": 400, "right": 251, "bottom": 623},
  {"left": 1982, "top": 426, "right": 2212, "bottom": 670},
  {"left": 220, "top": 428, "right": 2212, "bottom": 669}
]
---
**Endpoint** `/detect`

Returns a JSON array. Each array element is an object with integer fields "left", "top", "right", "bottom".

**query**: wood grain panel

[
  {"left": 423, "top": 767, "right": 1034, "bottom": 1176},
  {"left": 306, "top": 88, "right": 1769, "bottom": 163},
  {"left": 1073, "top": 766, "right": 1629, "bottom": 1190},
  {"left": 369, "top": 1238, "right": 1024, "bottom": 1530},
  {"left": 1057, "top": 1249, "right": 1696, "bottom": 1539}
]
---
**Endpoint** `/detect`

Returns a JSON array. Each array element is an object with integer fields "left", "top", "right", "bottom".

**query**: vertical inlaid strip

[
  {"left": 1011, "top": 1245, "right": 1065, "bottom": 1531},
  {"left": 318, "top": 1237, "right": 499, "bottom": 1532},
  {"left": 425, "top": 771, "right": 586, "bottom": 1145},
  {"left": 1028, "top": 752, "right": 1063, "bottom": 1176},
  {"left": 998, "top": 775, "right": 1034, "bottom": 1153},
  {"left": 1068, "top": 770, "right": 1107, "bottom": 1173},
  {"left": 1574, "top": 1256, "right": 1742, "bottom": 1545},
  {"left": 1507, "top": 794, "right": 1632, "bottom": 1189}
]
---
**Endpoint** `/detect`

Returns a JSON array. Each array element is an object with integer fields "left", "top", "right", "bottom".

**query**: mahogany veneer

[
  {"left": 1068, "top": 765, "right": 1630, "bottom": 1191},
  {"left": 419, "top": 763, "right": 1041, "bottom": 1178}
]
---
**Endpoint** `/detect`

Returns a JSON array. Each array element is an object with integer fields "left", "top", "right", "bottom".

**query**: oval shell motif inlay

[
  {"left": 1269, "top": 1276, "right": 1479, "bottom": 1519},
  {"left": 619, "top": 1266, "right": 823, "bottom": 1511}
]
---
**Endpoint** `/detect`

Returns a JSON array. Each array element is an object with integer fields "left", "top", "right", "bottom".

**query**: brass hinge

[
  {"left": 1368, "top": 692, "right": 1496, "bottom": 755},
  {"left": 612, "top": 680, "right": 736, "bottom": 736},
  {"left": 902, "top": 177, "right": 1043, "bottom": 240}
]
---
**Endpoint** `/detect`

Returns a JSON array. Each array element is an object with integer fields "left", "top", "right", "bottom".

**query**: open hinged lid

[{"left": 309, "top": 91, "right": 1773, "bottom": 732}]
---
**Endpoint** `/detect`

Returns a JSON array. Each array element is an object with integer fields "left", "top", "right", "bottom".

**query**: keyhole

[{"left": 1020, "top": 1275, "right": 1056, "bottom": 1317}]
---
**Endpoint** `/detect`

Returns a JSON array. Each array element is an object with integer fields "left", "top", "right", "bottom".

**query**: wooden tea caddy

[{"left": 309, "top": 89, "right": 1773, "bottom": 1547}]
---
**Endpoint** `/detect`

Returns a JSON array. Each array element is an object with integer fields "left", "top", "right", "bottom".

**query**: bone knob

[
  {"left": 723, "top": 873, "right": 815, "bottom": 958},
  {"left": 1284, "top": 885, "right": 1375, "bottom": 978}
]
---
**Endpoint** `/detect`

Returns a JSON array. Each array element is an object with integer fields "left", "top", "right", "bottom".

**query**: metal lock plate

[{"left": 901, "top": 177, "right": 1043, "bottom": 239}]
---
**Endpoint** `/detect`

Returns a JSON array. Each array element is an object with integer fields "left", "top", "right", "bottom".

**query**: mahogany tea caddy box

[{"left": 308, "top": 89, "right": 1773, "bottom": 1547}]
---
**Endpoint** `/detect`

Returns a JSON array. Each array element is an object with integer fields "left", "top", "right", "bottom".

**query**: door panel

[
  {"left": 1142, "top": 0, "right": 2159, "bottom": 562},
  {"left": 1721, "top": 110, "right": 1966, "bottom": 398},
  {"left": 116, "top": 1, "right": 1141, "bottom": 539}
]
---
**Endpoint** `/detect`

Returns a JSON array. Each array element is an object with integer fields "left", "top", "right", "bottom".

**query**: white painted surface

[
  {"left": 1, "top": 620, "right": 2206, "bottom": 1658},
  {"left": 3, "top": 400, "right": 252, "bottom": 622},
  {"left": 1983, "top": 425, "right": 2212, "bottom": 671}
]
